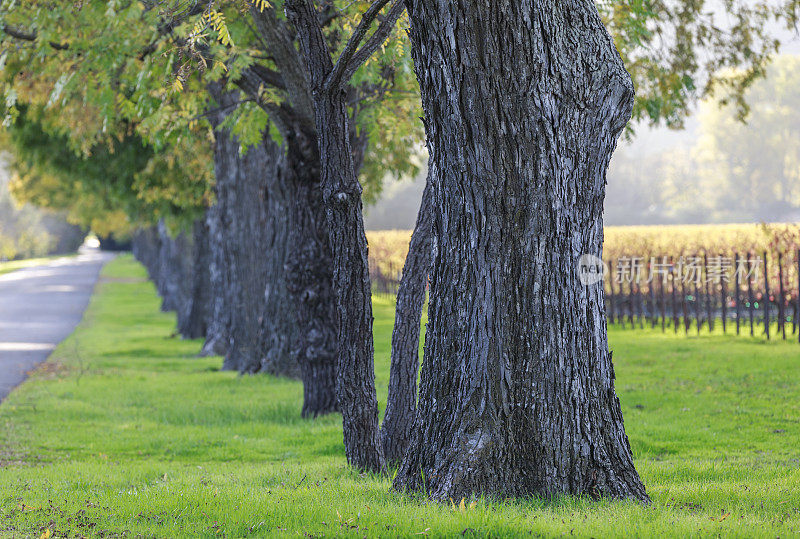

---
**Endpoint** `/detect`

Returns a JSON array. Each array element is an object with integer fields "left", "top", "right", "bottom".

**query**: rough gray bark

[
  {"left": 223, "top": 137, "right": 275, "bottom": 373},
  {"left": 316, "top": 92, "right": 384, "bottom": 469},
  {"left": 394, "top": 0, "right": 648, "bottom": 502},
  {"left": 285, "top": 0, "right": 386, "bottom": 472},
  {"left": 380, "top": 165, "right": 433, "bottom": 464}
]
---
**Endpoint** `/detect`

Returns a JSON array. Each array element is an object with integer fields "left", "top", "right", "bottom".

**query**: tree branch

[
  {"left": 249, "top": 64, "right": 287, "bottom": 91},
  {"left": 284, "top": 0, "right": 334, "bottom": 91},
  {"left": 249, "top": 5, "right": 315, "bottom": 120},
  {"left": 324, "top": 0, "right": 402, "bottom": 92},
  {"left": 2, "top": 23, "right": 69, "bottom": 50},
  {"left": 335, "top": 0, "right": 404, "bottom": 87}
]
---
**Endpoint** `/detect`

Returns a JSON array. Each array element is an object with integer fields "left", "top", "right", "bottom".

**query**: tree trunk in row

[
  {"left": 177, "top": 218, "right": 210, "bottom": 340},
  {"left": 202, "top": 86, "right": 341, "bottom": 416},
  {"left": 224, "top": 138, "right": 279, "bottom": 374},
  {"left": 258, "top": 141, "right": 302, "bottom": 379},
  {"left": 283, "top": 125, "right": 339, "bottom": 417},
  {"left": 395, "top": 0, "right": 648, "bottom": 502},
  {"left": 286, "top": 0, "right": 386, "bottom": 472},
  {"left": 155, "top": 219, "right": 184, "bottom": 314},
  {"left": 132, "top": 226, "right": 161, "bottom": 283},
  {"left": 380, "top": 165, "right": 434, "bottom": 464},
  {"left": 202, "top": 93, "right": 289, "bottom": 374},
  {"left": 134, "top": 220, "right": 208, "bottom": 341},
  {"left": 201, "top": 185, "right": 231, "bottom": 357},
  {"left": 318, "top": 91, "right": 385, "bottom": 473},
  {"left": 169, "top": 227, "right": 195, "bottom": 337}
]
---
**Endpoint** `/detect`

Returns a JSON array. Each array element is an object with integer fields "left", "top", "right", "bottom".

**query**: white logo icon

[{"left": 577, "top": 254, "right": 607, "bottom": 286}]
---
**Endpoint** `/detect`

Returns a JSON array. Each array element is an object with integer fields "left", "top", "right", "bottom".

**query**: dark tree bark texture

[
  {"left": 394, "top": 0, "right": 649, "bottom": 502},
  {"left": 283, "top": 125, "right": 340, "bottom": 417},
  {"left": 203, "top": 87, "right": 294, "bottom": 376},
  {"left": 285, "top": 0, "right": 386, "bottom": 472},
  {"left": 201, "top": 190, "right": 231, "bottom": 357},
  {"left": 380, "top": 165, "right": 433, "bottom": 464}
]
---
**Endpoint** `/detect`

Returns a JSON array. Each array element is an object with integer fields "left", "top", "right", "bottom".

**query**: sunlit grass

[
  {"left": 1, "top": 255, "right": 799, "bottom": 537},
  {"left": 0, "top": 254, "right": 77, "bottom": 276}
]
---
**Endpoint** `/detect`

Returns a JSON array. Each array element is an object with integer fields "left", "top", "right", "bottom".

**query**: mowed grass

[{"left": 1, "top": 255, "right": 799, "bottom": 537}]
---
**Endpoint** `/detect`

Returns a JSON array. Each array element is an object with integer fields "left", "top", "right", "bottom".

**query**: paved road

[{"left": 0, "top": 248, "right": 114, "bottom": 402}]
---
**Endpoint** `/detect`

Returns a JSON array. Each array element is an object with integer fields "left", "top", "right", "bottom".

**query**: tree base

[{"left": 301, "top": 359, "right": 338, "bottom": 418}]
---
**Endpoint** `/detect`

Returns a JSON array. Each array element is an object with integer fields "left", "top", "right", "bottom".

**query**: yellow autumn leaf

[{"left": 253, "top": 0, "right": 271, "bottom": 11}]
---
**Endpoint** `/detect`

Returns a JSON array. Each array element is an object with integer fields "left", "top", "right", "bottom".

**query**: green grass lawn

[{"left": 1, "top": 255, "right": 799, "bottom": 537}]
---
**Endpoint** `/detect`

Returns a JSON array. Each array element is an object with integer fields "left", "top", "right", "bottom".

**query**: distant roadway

[{"left": 0, "top": 248, "right": 113, "bottom": 402}]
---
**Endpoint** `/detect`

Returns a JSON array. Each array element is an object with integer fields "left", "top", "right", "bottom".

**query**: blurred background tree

[{"left": 0, "top": 152, "right": 84, "bottom": 260}]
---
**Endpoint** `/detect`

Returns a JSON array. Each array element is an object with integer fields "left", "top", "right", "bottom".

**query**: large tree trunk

[
  {"left": 380, "top": 165, "right": 433, "bottom": 464},
  {"left": 286, "top": 1, "right": 386, "bottom": 472},
  {"left": 394, "top": 0, "right": 648, "bottom": 502},
  {"left": 318, "top": 92, "right": 384, "bottom": 472}
]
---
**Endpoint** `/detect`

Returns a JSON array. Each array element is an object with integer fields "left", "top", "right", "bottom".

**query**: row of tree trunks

[
  {"left": 132, "top": 221, "right": 208, "bottom": 340},
  {"left": 202, "top": 88, "right": 293, "bottom": 377},
  {"left": 285, "top": 0, "right": 386, "bottom": 472},
  {"left": 134, "top": 87, "right": 339, "bottom": 417},
  {"left": 135, "top": 0, "right": 651, "bottom": 500}
]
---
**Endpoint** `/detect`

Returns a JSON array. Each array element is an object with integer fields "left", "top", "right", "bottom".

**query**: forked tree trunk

[
  {"left": 394, "top": 0, "right": 648, "bottom": 502},
  {"left": 380, "top": 166, "right": 433, "bottom": 464},
  {"left": 286, "top": 0, "right": 386, "bottom": 472},
  {"left": 316, "top": 91, "right": 385, "bottom": 472}
]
